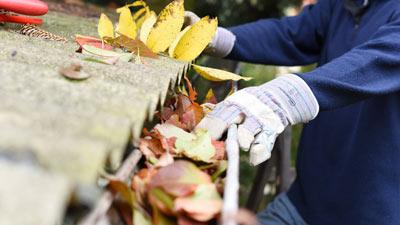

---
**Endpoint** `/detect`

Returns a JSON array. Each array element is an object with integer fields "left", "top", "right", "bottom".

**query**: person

[{"left": 186, "top": 0, "right": 400, "bottom": 224}]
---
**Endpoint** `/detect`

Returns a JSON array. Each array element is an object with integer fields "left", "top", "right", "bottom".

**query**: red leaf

[
  {"left": 75, "top": 35, "right": 113, "bottom": 52},
  {"left": 212, "top": 140, "right": 226, "bottom": 160},
  {"left": 149, "top": 161, "right": 211, "bottom": 197}
]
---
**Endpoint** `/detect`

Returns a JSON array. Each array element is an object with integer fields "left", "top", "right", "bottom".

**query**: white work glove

[
  {"left": 184, "top": 11, "right": 236, "bottom": 57},
  {"left": 196, "top": 74, "right": 319, "bottom": 166}
]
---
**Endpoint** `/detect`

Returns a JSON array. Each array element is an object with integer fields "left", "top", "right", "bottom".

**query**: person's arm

[
  {"left": 228, "top": 0, "right": 334, "bottom": 65},
  {"left": 298, "top": 16, "right": 400, "bottom": 110}
]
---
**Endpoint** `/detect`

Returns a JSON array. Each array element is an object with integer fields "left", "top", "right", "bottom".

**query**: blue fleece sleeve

[
  {"left": 299, "top": 17, "right": 400, "bottom": 110},
  {"left": 227, "top": 0, "right": 333, "bottom": 65}
]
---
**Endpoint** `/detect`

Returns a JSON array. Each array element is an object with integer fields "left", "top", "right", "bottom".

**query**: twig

[
  {"left": 78, "top": 149, "right": 143, "bottom": 225},
  {"left": 222, "top": 125, "right": 240, "bottom": 225}
]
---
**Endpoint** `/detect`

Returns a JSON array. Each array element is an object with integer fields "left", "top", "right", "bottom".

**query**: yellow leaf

[
  {"left": 139, "top": 11, "right": 157, "bottom": 44},
  {"left": 136, "top": 14, "right": 147, "bottom": 30},
  {"left": 168, "top": 25, "right": 191, "bottom": 58},
  {"left": 117, "top": 7, "right": 137, "bottom": 39},
  {"left": 146, "top": 0, "right": 185, "bottom": 53},
  {"left": 192, "top": 64, "right": 252, "bottom": 82},
  {"left": 98, "top": 13, "right": 114, "bottom": 39},
  {"left": 172, "top": 16, "right": 218, "bottom": 61},
  {"left": 116, "top": 0, "right": 147, "bottom": 13},
  {"left": 133, "top": 7, "right": 147, "bottom": 20}
]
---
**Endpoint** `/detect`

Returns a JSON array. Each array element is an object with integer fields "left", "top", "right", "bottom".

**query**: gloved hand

[
  {"left": 196, "top": 74, "right": 319, "bottom": 166},
  {"left": 184, "top": 11, "right": 236, "bottom": 57}
]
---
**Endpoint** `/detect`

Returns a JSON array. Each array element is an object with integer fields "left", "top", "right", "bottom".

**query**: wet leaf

[
  {"left": 146, "top": 0, "right": 185, "bottom": 53},
  {"left": 175, "top": 129, "right": 216, "bottom": 163},
  {"left": 139, "top": 11, "right": 157, "bottom": 44},
  {"left": 192, "top": 64, "right": 252, "bottom": 82},
  {"left": 59, "top": 63, "right": 90, "bottom": 80},
  {"left": 174, "top": 184, "right": 222, "bottom": 222},
  {"left": 172, "top": 17, "right": 218, "bottom": 61},
  {"left": 149, "top": 161, "right": 211, "bottom": 197},
  {"left": 98, "top": 13, "right": 114, "bottom": 39},
  {"left": 117, "top": 7, "right": 137, "bottom": 39}
]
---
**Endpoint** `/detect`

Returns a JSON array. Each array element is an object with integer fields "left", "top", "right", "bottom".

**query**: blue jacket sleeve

[
  {"left": 299, "top": 16, "right": 400, "bottom": 110},
  {"left": 227, "top": 0, "right": 333, "bottom": 65}
]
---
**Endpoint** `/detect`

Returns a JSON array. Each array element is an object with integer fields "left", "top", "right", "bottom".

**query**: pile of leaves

[
  {"left": 106, "top": 77, "right": 230, "bottom": 225},
  {"left": 68, "top": 0, "right": 256, "bottom": 224},
  {"left": 71, "top": 0, "right": 251, "bottom": 81}
]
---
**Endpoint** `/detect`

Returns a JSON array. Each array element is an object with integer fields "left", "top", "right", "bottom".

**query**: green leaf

[
  {"left": 82, "top": 45, "right": 133, "bottom": 62},
  {"left": 154, "top": 124, "right": 195, "bottom": 141},
  {"left": 211, "top": 160, "right": 227, "bottom": 181},
  {"left": 175, "top": 129, "right": 216, "bottom": 163}
]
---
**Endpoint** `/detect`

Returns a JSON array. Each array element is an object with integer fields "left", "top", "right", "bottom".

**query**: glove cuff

[
  {"left": 206, "top": 27, "right": 236, "bottom": 58},
  {"left": 256, "top": 74, "right": 319, "bottom": 124}
]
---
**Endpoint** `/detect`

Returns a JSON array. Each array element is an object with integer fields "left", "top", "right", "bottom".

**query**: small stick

[
  {"left": 78, "top": 149, "right": 143, "bottom": 225},
  {"left": 222, "top": 125, "right": 240, "bottom": 225}
]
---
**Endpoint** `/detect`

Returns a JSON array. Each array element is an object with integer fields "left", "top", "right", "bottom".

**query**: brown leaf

[
  {"left": 139, "top": 136, "right": 164, "bottom": 158},
  {"left": 105, "top": 34, "right": 158, "bottom": 59},
  {"left": 59, "top": 63, "right": 91, "bottom": 80},
  {"left": 107, "top": 179, "right": 133, "bottom": 201}
]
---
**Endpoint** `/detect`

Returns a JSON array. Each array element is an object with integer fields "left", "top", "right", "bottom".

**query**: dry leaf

[
  {"left": 174, "top": 184, "right": 222, "bottom": 222},
  {"left": 174, "top": 129, "right": 216, "bottom": 163},
  {"left": 139, "top": 11, "right": 157, "bottom": 44},
  {"left": 146, "top": 0, "right": 185, "bottom": 53},
  {"left": 204, "top": 89, "right": 217, "bottom": 104},
  {"left": 59, "top": 63, "right": 90, "bottom": 80},
  {"left": 134, "top": 209, "right": 152, "bottom": 225},
  {"left": 149, "top": 160, "right": 211, "bottom": 197},
  {"left": 172, "top": 17, "right": 218, "bottom": 61},
  {"left": 75, "top": 35, "right": 113, "bottom": 52},
  {"left": 168, "top": 25, "right": 191, "bottom": 58},
  {"left": 105, "top": 34, "right": 158, "bottom": 59},
  {"left": 117, "top": 7, "right": 137, "bottom": 39},
  {"left": 82, "top": 45, "right": 133, "bottom": 62},
  {"left": 192, "top": 64, "right": 252, "bottom": 82},
  {"left": 98, "top": 13, "right": 114, "bottom": 39}
]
